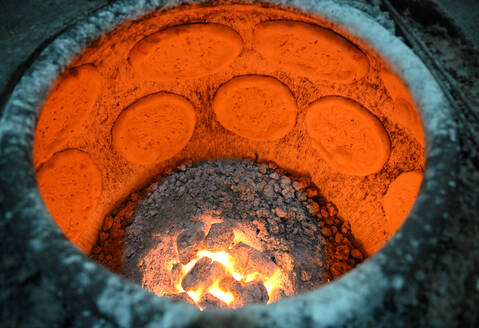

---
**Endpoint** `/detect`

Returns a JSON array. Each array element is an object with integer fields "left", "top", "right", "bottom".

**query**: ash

[{"left": 92, "top": 160, "right": 365, "bottom": 308}]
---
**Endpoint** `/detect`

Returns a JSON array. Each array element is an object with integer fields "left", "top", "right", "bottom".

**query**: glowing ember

[
  {"left": 119, "top": 161, "right": 368, "bottom": 310},
  {"left": 209, "top": 281, "right": 234, "bottom": 305},
  {"left": 157, "top": 226, "right": 287, "bottom": 310}
]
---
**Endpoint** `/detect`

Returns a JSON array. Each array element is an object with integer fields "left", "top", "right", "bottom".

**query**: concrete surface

[
  {"left": 0, "top": 0, "right": 109, "bottom": 108},
  {"left": 434, "top": 0, "right": 479, "bottom": 47}
]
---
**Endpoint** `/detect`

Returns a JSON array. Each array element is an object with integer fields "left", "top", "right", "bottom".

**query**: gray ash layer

[{"left": 97, "top": 160, "right": 364, "bottom": 307}]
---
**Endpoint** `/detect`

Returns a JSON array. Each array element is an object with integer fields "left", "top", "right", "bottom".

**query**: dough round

[
  {"left": 129, "top": 23, "right": 243, "bottom": 81},
  {"left": 36, "top": 149, "right": 102, "bottom": 241},
  {"left": 305, "top": 96, "right": 390, "bottom": 176},
  {"left": 112, "top": 92, "right": 196, "bottom": 164},
  {"left": 34, "top": 64, "right": 101, "bottom": 166},
  {"left": 381, "top": 70, "right": 425, "bottom": 146},
  {"left": 383, "top": 171, "right": 423, "bottom": 233},
  {"left": 213, "top": 75, "right": 297, "bottom": 141},
  {"left": 253, "top": 20, "right": 369, "bottom": 83}
]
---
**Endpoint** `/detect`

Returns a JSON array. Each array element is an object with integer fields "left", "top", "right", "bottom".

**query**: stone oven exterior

[{"left": 0, "top": 0, "right": 460, "bottom": 327}]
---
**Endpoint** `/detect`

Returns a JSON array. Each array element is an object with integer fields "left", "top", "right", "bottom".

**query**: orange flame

[
  {"left": 157, "top": 228, "right": 287, "bottom": 309},
  {"left": 208, "top": 281, "right": 235, "bottom": 305}
]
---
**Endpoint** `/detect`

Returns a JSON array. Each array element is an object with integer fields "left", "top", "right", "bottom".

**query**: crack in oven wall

[{"left": 32, "top": 1, "right": 425, "bottom": 309}]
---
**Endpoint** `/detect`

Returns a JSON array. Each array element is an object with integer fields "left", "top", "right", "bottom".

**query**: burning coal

[
  {"left": 111, "top": 160, "right": 366, "bottom": 309},
  {"left": 162, "top": 220, "right": 288, "bottom": 309}
]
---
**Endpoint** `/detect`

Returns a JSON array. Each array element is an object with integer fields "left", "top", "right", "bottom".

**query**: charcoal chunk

[
  {"left": 274, "top": 207, "right": 287, "bottom": 218},
  {"left": 170, "top": 263, "right": 183, "bottom": 287},
  {"left": 330, "top": 262, "right": 351, "bottom": 278},
  {"left": 335, "top": 245, "right": 350, "bottom": 260},
  {"left": 205, "top": 223, "right": 234, "bottom": 251},
  {"left": 181, "top": 257, "right": 226, "bottom": 291},
  {"left": 220, "top": 277, "right": 269, "bottom": 307},
  {"left": 229, "top": 242, "right": 277, "bottom": 276},
  {"left": 300, "top": 270, "right": 312, "bottom": 282},
  {"left": 263, "top": 184, "right": 275, "bottom": 198},
  {"left": 198, "top": 293, "right": 228, "bottom": 309},
  {"left": 162, "top": 292, "right": 195, "bottom": 305},
  {"left": 219, "top": 277, "right": 242, "bottom": 294},
  {"left": 176, "top": 226, "right": 205, "bottom": 264},
  {"left": 351, "top": 249, "right": 364, "bottom": 260},
  {"left": 237, "top": 281, "right": 269, "bottom": 305}
]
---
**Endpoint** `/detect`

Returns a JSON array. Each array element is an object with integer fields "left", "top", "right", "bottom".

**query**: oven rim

[{"left": 0, "top": 0, "right": 458, "bottom": 326}]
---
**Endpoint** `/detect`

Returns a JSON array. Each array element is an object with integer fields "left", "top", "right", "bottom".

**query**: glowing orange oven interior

[{"left": 33, "top": 2, "right": 425, "bottom": 309}]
